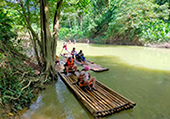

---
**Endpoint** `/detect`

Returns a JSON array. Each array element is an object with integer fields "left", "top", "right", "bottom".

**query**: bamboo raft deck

[
  {"left": 58, "top": 72, "right": 136, "bottom": 117},
  {"left": 61, "top": 54, "right": 109, "bottom": 72}
]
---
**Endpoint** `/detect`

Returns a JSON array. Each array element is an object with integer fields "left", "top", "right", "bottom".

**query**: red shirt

[{"left": 63, "top": 45, "right": 67, "bottom": 50}]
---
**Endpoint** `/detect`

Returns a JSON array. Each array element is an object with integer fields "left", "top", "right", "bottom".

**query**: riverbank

[
  {"left": 0, "top": 42, "right": 44, "bottom": 118},
  {"left": 61, "top": 38, "right": 170, "bottom": 49},
  {"left": 0, "top": 59, "right": 42, "bottom": 118},
  {"left": 145, "top": 42, "right": 170, "bottom": 48}
]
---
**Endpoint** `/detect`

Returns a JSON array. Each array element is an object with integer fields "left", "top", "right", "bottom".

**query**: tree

[
  {"left": 5, "top": 0, "right": 63, "bottom": 79},
  {"left": 5, "top": 0, "right": 90, "bottom": 79},
  {"left": 40, "top": 0, "right": 63, "bottom": 78}
]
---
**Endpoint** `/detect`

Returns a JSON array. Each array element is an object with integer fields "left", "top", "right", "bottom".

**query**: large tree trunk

[
  {"left": 53, "top": 0, "right": 63, "bottom": 64},
  {"left": 40, "top": 0, "right": 56, "bottom": 78}
]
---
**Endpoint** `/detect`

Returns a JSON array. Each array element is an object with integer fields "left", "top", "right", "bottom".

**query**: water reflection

[
  {"left": 55, "top": 76, "right": 66, "bottom": 104},
  {"left": 22, "top": 94, "right": 43, "bottom": 118}
]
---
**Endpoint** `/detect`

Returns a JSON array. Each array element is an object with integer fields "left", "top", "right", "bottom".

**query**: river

[{"left": 21, "top": 42, "right": 170, "bottom": 119}]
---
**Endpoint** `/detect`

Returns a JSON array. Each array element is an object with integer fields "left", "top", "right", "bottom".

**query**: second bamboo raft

[
  {"left": 61, "top": 54, "right": 109, "bottom": 72},
  {"left": 58, "top": 72, "right": 136, "bottom": 117}
]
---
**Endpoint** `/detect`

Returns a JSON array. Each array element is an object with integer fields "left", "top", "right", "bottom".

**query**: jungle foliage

[
  {"left": 58, "top": 0, "right": 170, "bottom": 44},
  {"left": 0, "top": 4, "right": 42, "bottom": 117}
]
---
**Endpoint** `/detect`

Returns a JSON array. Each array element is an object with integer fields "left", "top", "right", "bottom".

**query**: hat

[{"left": 84, "top": 66, "right": 90, "bottom": 70}]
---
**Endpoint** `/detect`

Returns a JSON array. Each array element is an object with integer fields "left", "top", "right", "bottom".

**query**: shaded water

[{"left": 22, "top": 42, "right": 170, "bottom": 119}]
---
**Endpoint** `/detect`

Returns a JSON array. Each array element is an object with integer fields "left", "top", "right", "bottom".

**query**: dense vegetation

[
  {"left": 0, "top": 5, "right": 45, "bottom": 118},
  {"left": 59, "top": 0, "right": 170, "bottom": 44},
  {"left": 1, "top": 0, "right": 170, "bottom": 118}
]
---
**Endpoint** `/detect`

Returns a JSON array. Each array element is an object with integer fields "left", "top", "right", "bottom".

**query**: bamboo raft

[
  {"left": 61, "top": 54, "right": 109, "bottom": 72},
  {"left": 58, "top": 72, "right": 136, "bottom": 117}
]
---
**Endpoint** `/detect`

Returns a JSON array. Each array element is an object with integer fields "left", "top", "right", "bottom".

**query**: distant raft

[
  {"left": 58, "top": 72, "right": 136, "bottom": 117},
  {"left": 61, "top": 54, "right": 109, "bottom": 72}
]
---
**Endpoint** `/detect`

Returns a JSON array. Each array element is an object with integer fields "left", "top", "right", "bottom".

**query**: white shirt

[{"left": 80, "top": 71, "right": 89, "bottom": 80}]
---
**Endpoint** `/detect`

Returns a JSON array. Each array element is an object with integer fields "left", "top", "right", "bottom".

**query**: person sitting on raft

[
  {"left": 76, "top": 50, "right": 85, "bottom": 63},
  {"left": 78, "top": 66, "right": 96, "bottom": 91},
  {"left": 71, "top": 47, "right": 77, "bottom": 59},
  {"left": 64, "top": 57, "right": 77, "bottom": 76}
]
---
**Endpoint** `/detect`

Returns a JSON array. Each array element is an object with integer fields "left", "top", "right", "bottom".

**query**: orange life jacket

[
  {"left": 66, "top": 58, "right": 74, "bottom": 68},
  {"left": 78, "top": 82, "right": 86, "bottom": 87},
  {"left": 78, "top": 81, "right": 91, "bottom": 87}
]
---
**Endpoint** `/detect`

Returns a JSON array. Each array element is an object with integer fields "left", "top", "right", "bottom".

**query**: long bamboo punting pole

[{"left": 96, "top": 81, "right": 136, "bottom": 106}]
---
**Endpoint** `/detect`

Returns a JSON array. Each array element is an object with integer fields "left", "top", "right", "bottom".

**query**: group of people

[
  {"left": 64, "top": 57, "right": 96, "bottom": 91},
  {"left": 60, "top": 42, "right": 96, "bottom": 91},
  {"left": 61, "top": 43, "right": 86, "bottom": 63}
]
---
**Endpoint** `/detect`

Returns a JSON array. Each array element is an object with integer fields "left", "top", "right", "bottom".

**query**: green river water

[{"left": 21, "top": 42, "right": 170, "bottom": 119}]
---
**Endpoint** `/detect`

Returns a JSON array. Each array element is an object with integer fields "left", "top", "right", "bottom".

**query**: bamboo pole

[
  {"left": 86, "top": 89, "right": 110, "bottom": 112},
  {"left": 97, "top": 86, "right": 121, "bottom": 106},
  {"left": 89, "top": 90, "right": 114, "bottom": 115},
  {"left": 96, "top": 86, "right": 121, "bottom": 104},
  {"left": 96, "top": 81, "right": 136, "bottom": 106},
  {"left": 93, "top": 88, "right": 119, "bottom": 109},
  {"left": 96, "top": 84, "right": 130, "bottom": 112},
  {"left": 91, "top": 89, "right": 115, "bottom": 109},
  {"left": 85, "top": 90, "right": 108, "bottom": 116},
  {"left": 97, "top": 85, "right": 126, "bottom": 106},
  {"left": 94, "top": 89, "right": 120, "bottom": 113}
]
